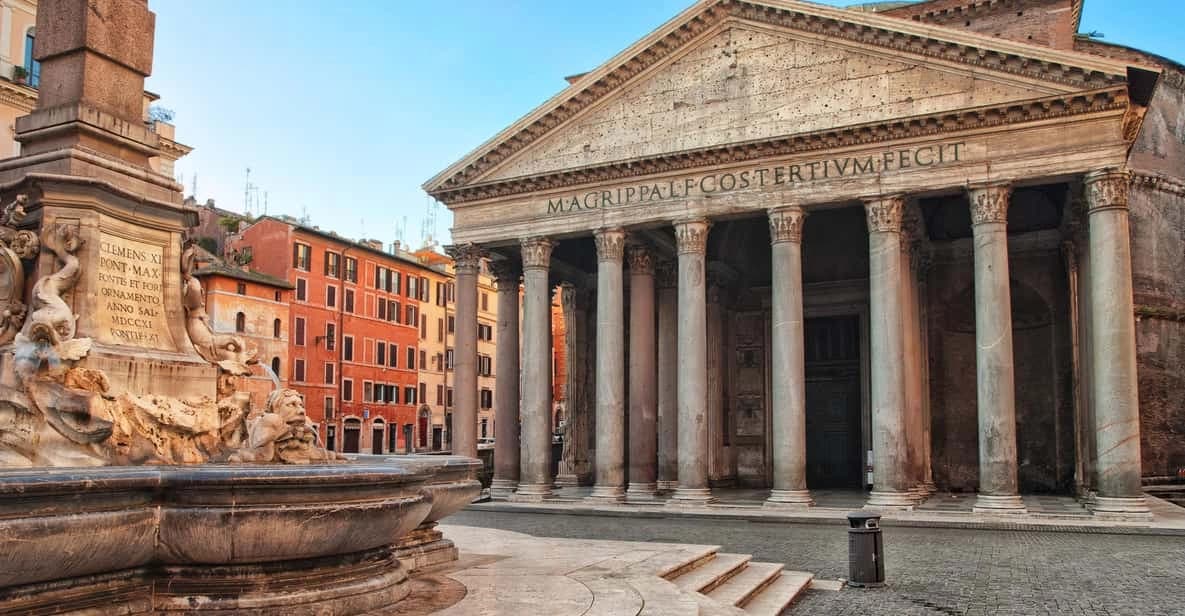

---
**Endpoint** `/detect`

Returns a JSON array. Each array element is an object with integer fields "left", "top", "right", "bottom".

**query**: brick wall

[{"left": 884, "top": 0, "right": 1078, "bottom": 50}]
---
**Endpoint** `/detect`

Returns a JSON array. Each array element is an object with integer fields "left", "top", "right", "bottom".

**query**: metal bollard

[{"left": 846, "top": 511, "right": 884, "bottom": 587}]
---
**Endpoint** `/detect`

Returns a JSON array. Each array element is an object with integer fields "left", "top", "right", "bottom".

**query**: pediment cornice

[
  {"left": 424, "top": 0, "right": 1134, "bottom": 197},
  {"left": 432, "top": 86, "right": 1127, "bottom": 206}
]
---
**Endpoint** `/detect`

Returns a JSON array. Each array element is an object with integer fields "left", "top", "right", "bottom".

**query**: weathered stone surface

[
  {"left": 484, "top": 26, "right": 1055, "bottom": 182},
  {"left": 1127, "top": 71, "right": 1185, "bottom": 481},
  {"left": 430, "top": 0, "right": 1185, "bottom": 511}
]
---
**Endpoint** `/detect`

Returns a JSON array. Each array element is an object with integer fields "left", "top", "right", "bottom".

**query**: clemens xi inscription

[{"left": 96, "top": 234, "right": 173, "bottom": 351}]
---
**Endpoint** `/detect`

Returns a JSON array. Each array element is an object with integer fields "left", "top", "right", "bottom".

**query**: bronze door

[{"left": 804, "top": 316, "right": 862, "bottom": 489}]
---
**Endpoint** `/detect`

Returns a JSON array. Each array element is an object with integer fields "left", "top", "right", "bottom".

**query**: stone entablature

[
  {"left": 447, "top": 111, "right": 1128, "bottom": 245},
  {"left": 435, "top": 86, "right": 1126, "bottom": 207}
]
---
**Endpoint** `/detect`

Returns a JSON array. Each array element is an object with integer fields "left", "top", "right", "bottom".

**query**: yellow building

[
  {"left": 0, "top": 0, "right": 38, "bottom": 159},
  {"left": 411, "top": 245, "right": 453, "bottom": 451},
  {"left": 0, "top": 2, "right": 190, "bottom": 170},
  {"left": 473, "top": 261, "right": 498, "bottom": 444},
  {"left": 410, "top": 244, "right": 499, "bottom": 452}
]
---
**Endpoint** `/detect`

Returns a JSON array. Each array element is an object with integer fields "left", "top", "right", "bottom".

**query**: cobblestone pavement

[{"left": 446, "top": 509, "right": 1184, "bottom": 616}]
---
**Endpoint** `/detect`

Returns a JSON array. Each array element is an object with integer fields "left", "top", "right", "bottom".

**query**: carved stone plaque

[{"left": 94, "top": 233, "right": 173, "bottom": 351}]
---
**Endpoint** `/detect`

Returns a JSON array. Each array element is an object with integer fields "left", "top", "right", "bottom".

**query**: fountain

[{"left": 0, "top": 1, "right": 479, "bottom": 612}]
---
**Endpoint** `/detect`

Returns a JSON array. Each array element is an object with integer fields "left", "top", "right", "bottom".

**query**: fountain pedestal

[{"left": 0, "top": 461, "right": 479, "bottom": 614}]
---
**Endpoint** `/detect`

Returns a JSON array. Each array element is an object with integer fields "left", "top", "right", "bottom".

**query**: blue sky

[{"left": 145, "top": 1, "right": 1184, "bottom": 247}]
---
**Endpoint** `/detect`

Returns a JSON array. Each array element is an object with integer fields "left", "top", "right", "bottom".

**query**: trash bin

[{"left": 847, "top": 511, "right": 884, "bottom": 587}]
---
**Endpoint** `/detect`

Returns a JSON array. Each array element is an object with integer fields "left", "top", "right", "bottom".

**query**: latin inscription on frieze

[
  {"left": 95, "top": 234, "right": 173, "bottom": 351},
  {"left": 545, "top": 142, "right": 966, "bottom": 214}
]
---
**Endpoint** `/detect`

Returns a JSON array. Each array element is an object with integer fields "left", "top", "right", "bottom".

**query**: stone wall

[
  {"left": 927, "top": 232, "right": 1074, "bottom": 492},
  {"left": 884, "top": 0, "right": 1077, "bottom": 50},
  {"left": 1127, "top": 70, "right": 1185, "bottom": 480}
]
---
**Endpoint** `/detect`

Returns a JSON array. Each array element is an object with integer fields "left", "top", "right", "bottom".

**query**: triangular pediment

[{"left": 425, "top": 0, "right": 1132, "bottom": 197}]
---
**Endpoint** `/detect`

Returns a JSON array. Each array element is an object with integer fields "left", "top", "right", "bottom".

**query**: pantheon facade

[{"left": 426, "top": 0, "right": 1185, "bottom": 515}]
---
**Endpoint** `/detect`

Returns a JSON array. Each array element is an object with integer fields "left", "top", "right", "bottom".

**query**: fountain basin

[
  {"left": 368, "top": 454, "right": 483, "bottom": 524},
  {"left": 0, "top": 460, "right": 462, "bottom": 614},
  {"left": 362, "top": 454, "right": 484, "bottom": 571}
]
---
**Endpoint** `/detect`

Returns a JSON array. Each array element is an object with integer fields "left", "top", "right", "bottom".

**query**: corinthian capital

[
  {"left": 863, "top": 195, "right": 905, "bottom": 233},
  {"left": 768, "top": 206, "right": 806, "bottom": 244},
  {"left": 674, "top": 218, "right": 711, "bottom": 255},
  {"left": 626, "top": 245, "right": 654, "bottom": 275},
  {"left": 520, "top": 237, "right": 555, "bottom": 271},
  {"left": 594, "top": 228, "right": 626, "bottom": 262},
  {"left": 488, "top": 259, "right": 521, "bottom": 289},
  {"left": 447, "top": 243, "right": 485, "bottom": 274},
  {"left": 968, "top": 183, "right": 1012, "bottom": 225},
  {"left": 1084, "top": 169, "right": 1130, "bottom": 213}
]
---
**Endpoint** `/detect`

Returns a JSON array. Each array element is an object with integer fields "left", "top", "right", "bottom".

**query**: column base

[
  {"left": 626, "top": 482, "right": 659, "bottom": 501},
  {"left": 972, "top": 494, "right": 1027, "bottom": 514},
  {"left": 864, "top": 490, "right": 916, "bottom": 511},
  {"left": 584, "top": 485, "right": 626, "bottom": 504},
  {"left": 553, "top": 473, "right": 580, "bottom": 488},
  {"left": 764, "top": 489, "right": 815, "bottom": 509},
  {"left": 922, "top": 480, "right": 938, "bottom": 494},
  {"left": 1089, "top": 495, "right": 1152, "bottom": 519},
  {"left": 489, "top": 478, "right": 518, "bottom": 501},
  {"left": 656, "top": 480, "right": 679, "bottom": 492},
  {"left": 666, "top": 487, "right": 715, "bottom": 507},
  {"left": 910, "top": 484, "right": 930, "bottom": 504},
  {"left": 508, "top": 482, "right": 554, "bottom": 502}
]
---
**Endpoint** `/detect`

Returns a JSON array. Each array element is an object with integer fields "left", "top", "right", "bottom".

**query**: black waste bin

[{"left": 847, "top": 511, "right": 884, "bottom": 587}]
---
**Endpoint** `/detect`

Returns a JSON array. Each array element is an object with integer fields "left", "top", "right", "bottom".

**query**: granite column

[
  {"left": 669, "top": 219, "right": 714, "bottom": 506},
  {"left": 655, "top": 261, "right": 679, "bottom": 491},
  {"left": 512, "top": 237, "right": 555, "bottom": 501},
  {"left": 968, "top": 183, "right": 1026, "bottom": 513},
  {"left": 489, "top": 260, "right": 521, "bottom": 499},
  {"left": 863, "top": 196, "right": 915, "bottom": 509},
  {"left": 626, "top": 245, "right": 658, "bottom": 500},
  {"left": 901, "top": 208, "right": 928, "bottom": 502},
  {"left": 449, "top": 244, "right": 482, "bottom": 459},
  {"left": 765, "top": 205, "right": 813, "bottom": 507},
  {"left": 1084, "top": 169, "right": 1150, "bottom": 516},
  {"left": 587, "top": 228, "right": 628, "bottom": 503}
]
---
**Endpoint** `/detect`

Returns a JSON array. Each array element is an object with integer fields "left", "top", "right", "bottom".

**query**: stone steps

[
  {"left": 706, "top": 561, "right": 784, "bottom": 607},
  {"left": 671, "top": 553, "right": 751, "bottom": 593},
  {"left": 741, "top": 571, "right": 815, "bottom": 616},
  {"left": 433, "top": 525, "right": 828, "bottom": 616},
  {"left": 629, "top": 575, "right": 703, "bottom": 616},
  {"left": 666, "top": 551, "right": 818, "bottom": 615}
]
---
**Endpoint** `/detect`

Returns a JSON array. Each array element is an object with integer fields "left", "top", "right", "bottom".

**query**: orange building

[
  {"left": 227, "top": 216, "right": 437, "bottom": 454},
  {"left": 194, "top": 260, "right": 292, "bottom": 410},
  {"left": 552, "top": 292, "right": 566, "bottom": 427}
]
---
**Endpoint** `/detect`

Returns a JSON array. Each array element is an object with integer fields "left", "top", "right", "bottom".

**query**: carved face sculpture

[{"left": 267, "top": 389, "right": 307, "bottom": 428}]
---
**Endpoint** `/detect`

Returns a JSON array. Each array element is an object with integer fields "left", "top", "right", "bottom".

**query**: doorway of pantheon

[{"left": 803, "top": 315, "right": 864, "bottom": 489}]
